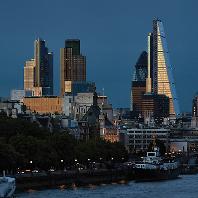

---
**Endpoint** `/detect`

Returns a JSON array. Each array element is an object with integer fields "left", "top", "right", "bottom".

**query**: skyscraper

[
  {"left": 151, "top": 19, "right": 180, "bottom": 116},
  {"left": 131, "top": 19, "right": 180, "bottom": 117},
  {"left": 24, "top": 38, "right": 53, "bottom": 96},
  {"left": 60, "top": 39, "right": 86, "bottom": 96},
  {"left": 131, "top": 51, "right": 148, "bottom": 113},
  {"left": 34, "top": 38, "right": 53, "bottom": 95},
  {"left": 24, "top": 59, "right": 35, "bottom": 91}
]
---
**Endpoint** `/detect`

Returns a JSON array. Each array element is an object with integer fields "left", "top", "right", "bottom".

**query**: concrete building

[
  {"left": 97, "top": 95, "right": 113, "bottom": 121},
  {"left": 10, "top": 90, "right": 26, "bottom": 101},
  {"left": 24, "top": 59, "right": 35, "bottom": 92},
  {"left": 23, "top": 96, "right": 63, "bottom": 114},
  {"left": 74, "top": 92, "right": 93, "bottom": 120},
  {"left": 119, "top": 127, "right": 169, "bottom": 152}
]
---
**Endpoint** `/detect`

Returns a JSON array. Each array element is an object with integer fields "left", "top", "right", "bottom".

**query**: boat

[
  {"left": 0, "top": 171, "right": 16, "bottom": 198},
  {"left": 134, "top": 147, "right": 180, "bottom": 182}
]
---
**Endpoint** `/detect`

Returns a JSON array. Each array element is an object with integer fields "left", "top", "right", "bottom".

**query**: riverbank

[
  {"left": 17, "top": 175, "right": 198, "bottom": 198},
  {"left": 14, "top": 165, "right": 198, "bottom": 192},
  {"left": 15, "top": 168, "right": 133, "bottom": 191}
]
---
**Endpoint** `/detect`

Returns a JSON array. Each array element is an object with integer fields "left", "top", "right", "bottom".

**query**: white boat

[
  {"left": 0, "top": 172, "right": 16, "bottom": 198},
  {"left": 134, "top": 147, "right": 180, "bottom": 181}
]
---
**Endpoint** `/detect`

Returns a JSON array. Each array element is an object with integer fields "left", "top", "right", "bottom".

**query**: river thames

[{"left": 17, "top": 174, "right": 198, "bottom": 198}]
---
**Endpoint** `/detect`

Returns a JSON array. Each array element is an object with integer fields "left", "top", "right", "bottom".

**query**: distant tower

[
  {"left": 34, "top": 38, "right": 53, "bottom": 95},
  {"left": 24, "top": 59, "right": 35, "bottom": 92},
  {"left": 152, "top": 19, "right": 180, "bottom": 116},
  {"left": 146, "top": 33, "right": 153, "bottom": 93},
  {"left": 131, "top": 51, "right": 147, "bottom": 112},
  {"left": 192, "top": 93, "right": 198, "bottom": 117},
  {"left": 60, "top": 39, "right": 86, "bottom": 96}
]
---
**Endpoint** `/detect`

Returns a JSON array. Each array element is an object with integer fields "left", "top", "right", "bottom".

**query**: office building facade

[
  {"left": 131, "top": 19, "right": 180, "bottom": 117},
  {"left": 24, "top": 59, "right": 35, "bottom": 91},
  {"left": 24, "top": 38, "right": 53, "bottom": 96},
  {"left": 152, "top": 19, "right": 180, "bottom": 116},
  {"left": 131, "top": 51, "right": 147, "bottom": 113},
  {"left": 34, "top": 38, "right": 53, "bottom": 95},
  {"left": 60, "top": 39, "right": 86, "bottom": 96}
]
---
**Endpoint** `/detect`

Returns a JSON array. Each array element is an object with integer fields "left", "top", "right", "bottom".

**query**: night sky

[{"left": 0, "top": 0, "right": 197, "bottom": 112}]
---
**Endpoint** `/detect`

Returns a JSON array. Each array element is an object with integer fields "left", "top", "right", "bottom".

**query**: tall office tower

[
  {"left": 131, "top": 51, "right": 147, "bottom": 113},
  {"left": 60, "top": 39, "right": 86, "bottom": 96},
  {"left": 146, "top": 33, "right": 153, "bottom": 93},
  {"left": 34, "top": 38, "right": 53, "bottom": 95},
  {"left": 192, "top": 94, "right": 198, "bottom": 117},
  {"left": 151, "top": 19, "right": 180, "bottom": 116},
  {"left": 24, "top": 59, "right": 35, "bottom": 91}
]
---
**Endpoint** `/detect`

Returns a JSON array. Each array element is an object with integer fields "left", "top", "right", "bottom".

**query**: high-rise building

[
  {"left": 131, "top": 51, "right": 147, "bottom": 113},
  {"left": 24, "top": 59, "right": 35, "bottom": 91},
  {"left": 24, "top": 38, "right": 53, "bottom": 96},
  {"left": 131, "top": 19, "right": 180, "bottom": 117},
  {"left": 142, "top": 93, "right": 169, "bottom": 120},
  {"left": 192, "top": 93, "right": 198, "bottom": 117},
  {"left": 151, "top": 19, "right": 180, "bottom": 116},
  {"left": 60, "top": 39, "right": 86, "bottom": 96},
  {"left": 34, "top": 38, "right": 53, "bottom": 95}
]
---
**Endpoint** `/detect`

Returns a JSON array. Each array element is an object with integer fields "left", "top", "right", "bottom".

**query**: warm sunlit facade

[
  {"left": 152, "top": 19, "right": 180, "bottom": 116},
  {"left": 23, "top": 96, "right": 63, "bottom": 114},
  {"left": 24, "top": 59, "right": 35, "bottom": 91}
]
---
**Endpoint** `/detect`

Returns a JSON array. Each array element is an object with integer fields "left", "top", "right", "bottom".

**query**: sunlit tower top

[{"left": 151, "top": 19, "right": 180, "bottom": 116}]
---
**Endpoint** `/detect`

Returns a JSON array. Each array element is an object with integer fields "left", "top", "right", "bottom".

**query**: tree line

[{"left": 0, "top": 116, "right": 128, "bottom": 172}]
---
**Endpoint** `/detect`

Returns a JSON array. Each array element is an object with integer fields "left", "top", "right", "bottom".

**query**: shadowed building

[
  {"left": 24, "top": 38, "right": 53, "bottom": 96},
  {"left": 192, "top": 93, "right": 198, "bottom": 117},
  {"left": 34, "top": 38, "right": 53, "bottom": 95},
  {"left": 142, "top": 93, "right": 169, "bottom": 121},
  {"left": 60, "top": 39, "right": 86, "bottom": 96},
  {"left": 131, "top": 51, "right": 147, "bottom": 114}
]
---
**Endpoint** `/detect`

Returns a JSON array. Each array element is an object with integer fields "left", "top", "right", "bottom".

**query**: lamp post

[
  {"left": 29, "top": 160, "right": 33, "bottom": 174},
  {"left": 60, "top": 159, "right": 64, "bottom": 170}
]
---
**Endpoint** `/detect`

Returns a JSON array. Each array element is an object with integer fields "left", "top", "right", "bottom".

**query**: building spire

[{"left": 146, "top": 33, "right": 152, "bottom": 93}]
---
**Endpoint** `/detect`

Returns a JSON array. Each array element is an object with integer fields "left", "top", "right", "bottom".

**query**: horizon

[{"left": 0, "top": 0, "right": 197, "bottom": 112}]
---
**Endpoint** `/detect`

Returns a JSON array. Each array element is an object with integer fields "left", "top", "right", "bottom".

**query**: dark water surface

[{"left": 17, "top": 175, "right": 198, "bottom": 198}]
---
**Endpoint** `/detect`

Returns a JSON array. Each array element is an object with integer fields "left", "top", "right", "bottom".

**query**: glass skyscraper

[
  {"left": 152, "top": 19, "right": 180, "bottom": 116},
  {"left": 131, "top": 19, "right": 180, "bottom": 117},
  {"left": 24, "top": 38, "right": 53, "bottom": 96},
  {"left": 131, "top": 51, "right": 148, "bottom": 112},
  {"left": 60, "top": 39, "right": 86, "bottom": 96},
  {"left": 34, "top": 38, "right": 53, "bottom": 95}
]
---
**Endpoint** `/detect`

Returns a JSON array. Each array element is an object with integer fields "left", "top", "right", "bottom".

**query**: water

[{"left": 17, "top": 175, "right": 198, "bottom": 198}]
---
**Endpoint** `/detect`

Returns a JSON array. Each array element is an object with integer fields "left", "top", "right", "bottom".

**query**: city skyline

[{"left": 0, "top": 0, "right": 197, "bottom": 112}]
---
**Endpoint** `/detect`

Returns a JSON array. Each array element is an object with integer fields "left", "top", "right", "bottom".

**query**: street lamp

[{"left": 61, "top": 159, "right": 64, "bottom": 163}]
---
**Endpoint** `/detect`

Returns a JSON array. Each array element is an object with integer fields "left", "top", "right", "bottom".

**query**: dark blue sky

[{"left": 0, "top": 0, "right": 197, "bottom": 112}]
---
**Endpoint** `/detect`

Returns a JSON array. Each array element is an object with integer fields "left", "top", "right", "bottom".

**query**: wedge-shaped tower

[{"left": 152, "top": 19, "right": 180, "bottom": 116}]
